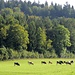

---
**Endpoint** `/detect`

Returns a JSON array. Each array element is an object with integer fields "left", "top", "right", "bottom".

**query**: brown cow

[
  {"left": 28, "top": 61, "right": 34, "bottom": 65},
  {"left": 49, "top": 61, "right": 52, "bottom": 64}
]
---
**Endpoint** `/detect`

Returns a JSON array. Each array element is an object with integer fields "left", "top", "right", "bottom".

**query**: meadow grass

[{"left": 0, "top": 59, "right": 75, "bottom": 75}]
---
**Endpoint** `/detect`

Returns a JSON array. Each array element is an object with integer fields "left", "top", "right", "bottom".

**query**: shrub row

[{"left": 0, "top": 47, "right": 75, "bottom": 60}]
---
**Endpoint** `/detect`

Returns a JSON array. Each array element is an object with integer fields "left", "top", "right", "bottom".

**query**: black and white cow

[
  {"left": 41, "top": 61, "right": 47, "bottom": 64},
  {"left": 14, "top": 62, "right": 20, "bottom": 66}
]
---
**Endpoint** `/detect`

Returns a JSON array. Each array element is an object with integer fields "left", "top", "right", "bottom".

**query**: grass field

[{"left": 0, "top": 59, "right": 75, "bottom": 75}]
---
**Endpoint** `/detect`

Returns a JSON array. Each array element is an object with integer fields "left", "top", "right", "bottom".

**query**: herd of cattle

[
  {"left": 57, "top": 60, "right": 74, "bottom": 65},
  {"left": 14, "top": 60, "right": 74, "bottom": 66}
]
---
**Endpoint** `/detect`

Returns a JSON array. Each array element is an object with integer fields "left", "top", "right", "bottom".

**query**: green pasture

[{"left": 0, "top": 59, "right": 75, "bottom": 75}]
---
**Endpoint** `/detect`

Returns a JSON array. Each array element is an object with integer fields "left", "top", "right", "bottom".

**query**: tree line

[
  {"left": 0, "top": 0, "right": 75, "bottom": 60},
  {"left": 0, "top": 0, "right": 75, "bottom": 18}
]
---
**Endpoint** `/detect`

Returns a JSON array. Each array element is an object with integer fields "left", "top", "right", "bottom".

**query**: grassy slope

[{"left": 0, "top": 59, "right": 75, "bottom": 75}]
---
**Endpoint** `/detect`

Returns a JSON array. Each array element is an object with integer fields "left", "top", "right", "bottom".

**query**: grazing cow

[
  {"left": 49, "top": 61, "right": 52, "bottom": 64},
  {"left": 28, "top": 61, "right": 34, "bottom": 65},
  {"left": 14, "top": 62, "right": 20, "bottom": 66},
  {"left": 70, "top": 60, "right": 74, "bottom": 64},
  {"left": 57, "top": 61, "right": 64, "bottom": 65},
  {"left": 41, "top": 61, "right": 47, "bottom": 64},
  {"left": 64, "top": 61, "right": 71, "bottom": 65}
]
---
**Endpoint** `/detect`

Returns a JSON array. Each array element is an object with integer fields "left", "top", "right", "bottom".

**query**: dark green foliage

[
  {"left": 6, "top": 24, "right": 29, "bottom": 50},
  {"left": 49, "top": 25, "right": 71, "bottom": 57},
  {"left": 27, "top": 21, "right": 37, "bottom": 51},
  {"left": 20, "top": 50, "right": 39, "bottom": 58},
  {"left": 44, "top": 50, "right": 57, "bottom": 58},
  {"left": 0, "top": 0, "right": 75, "bottom": 18},
  {"left": 0, "top": 47, "right": 9, "bottom": 60}
]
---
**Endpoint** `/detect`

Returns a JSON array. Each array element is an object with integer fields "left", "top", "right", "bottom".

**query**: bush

[
  {"left": 44, "top": 50, "right": 57, "bottom": 58},
  {"left": 39, "top": 54, "right": 44, "bottom": 58},
  {"left": 0, "top": 47, "right": 9, "bottom": 60},
  {"left": 20, "top": 50, "right": 39, "bottom": 58},
  {"left": 50, "top": 51, "right": 58, "bottom": 58},
  {"left": 7, "top": 48, "right": 14, "bottom": 59},
  {"left": 44, "top": 51, "right": 51, "bottom": 58},
  {"left": 0, "top": 47, "right": 75, "bottom": 60},
  {"left": 20, "top": 50, "right": 29, "bottom": 58},
  {"left": 13, "top": 51, "right": 20, "bottom": 59},
  {"left": 60, "top": 50, "right": 75, "bottom": 58}
]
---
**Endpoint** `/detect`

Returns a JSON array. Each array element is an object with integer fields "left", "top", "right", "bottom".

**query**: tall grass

[{"left": 0, "top": 59, "right": 75, "bottom": 75}]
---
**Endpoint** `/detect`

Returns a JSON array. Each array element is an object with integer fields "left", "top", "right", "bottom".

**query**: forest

[{"left": 0, "top": 0, "right": 75, "bottom": 60}]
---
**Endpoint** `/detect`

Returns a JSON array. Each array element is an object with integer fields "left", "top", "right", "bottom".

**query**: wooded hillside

[{"left": 0, "top": 0, "right": 75, "bottom": 60}]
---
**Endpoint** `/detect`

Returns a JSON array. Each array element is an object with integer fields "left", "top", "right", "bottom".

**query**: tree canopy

[{"left": 0, "top": 0, "right": 75, "bottom": 59}]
